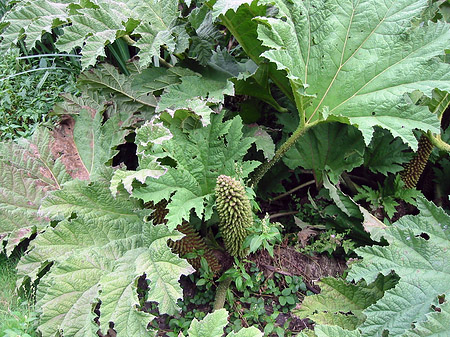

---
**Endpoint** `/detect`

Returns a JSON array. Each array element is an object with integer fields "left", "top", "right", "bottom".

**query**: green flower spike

[{"left": 215, "top": 175, "right": 253, "bottom": 258}]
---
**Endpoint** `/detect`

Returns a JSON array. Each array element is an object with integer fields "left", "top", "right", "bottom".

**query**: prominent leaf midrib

[
  {"left": 329, "top": 33, "right": 450, "bottom": 114},
  {"left": 432, "top": 91, "right": 450, "bottom": 117},
  {"left": 44, "top": 194, "right": 141, "bottom": 219},
  {"left": 100, "top": 279, "right": 135, "bottom": 331},
  {"left": 304, "top": 3, "right": 312, "bottom": 85},
  {"left": 82, "top": 76, "right": 156, "bottom": 108},
  {"left": 2, "top": 154, "right": 62, "bottom": 189},
  {"left": 308, "top": 0, "right": 393, "bottom": 122},
  {"left": 147, "top": 7, "right": 168, "bottom": 30},
  {"left": 361, "top": 245, "right": 448, "bottom": 278}
]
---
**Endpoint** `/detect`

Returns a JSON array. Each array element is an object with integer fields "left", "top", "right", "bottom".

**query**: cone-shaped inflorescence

[
  {"left": 148, "top": 200, "right": 169, "bottom": 225},
  {"left": 215, "top": 175, "right": 253, "bottom": 258},
  {"left": 168, "top": 222, "right": 221, "bottom": 274},
  {"left": 148, "top": 200, "right": 221, "bottom": 274},
  {"left": 401, "top": 134, "right": 434, "bottom": 189}
]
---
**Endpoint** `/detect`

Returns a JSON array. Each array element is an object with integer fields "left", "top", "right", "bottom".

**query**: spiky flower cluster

[
  {"left": 168, "top": 222, "right": 221, "bottom": 274},
  {"left": 149, "top": 200, "right": 221, "bottom": 274},
  {"left": 148, "top": 200, "right": 169, "bottom": 225},
  {"left": 401, "top": 135, "right": 433, "bottom": 188},
  {"left": 215, "top": 175, "right": 253, "bottom": 258}
]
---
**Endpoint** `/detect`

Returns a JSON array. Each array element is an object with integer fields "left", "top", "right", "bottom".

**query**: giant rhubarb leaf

[
  {"left": 256, "top": 0, "right": 450, "bottom": 150},
  {"left": 347, "top": 197, "right": 450, "bottom": 336},
  {"left": 283, "top": 123, "right": 365, "bottom": 184},
  {"left": 53, "top": 90, "right": 135, "bottom": 181},
  {"left": 402, "top": 300, "right": 450, "bottom": 336},
  {"left": 0, "top": 128, "right": 71, "bottom": 255},
  {"left": 127, "top": 114, "right": 259, "bottom": 230},
  {"left": 295, "top": 274, "right": 399, "bottom": 331},
  {"left": 77, "top": 63, "right": 157, "bottom": 112},
  {"left": 0, "top": 0, "right": 185, "bottom": 69},
  {"left": 157, "top": 69, "right": 234, "bottom": 126},
  {"left": 19, "top": 179, "right": 194, "bottom": 337},
  {"left": 0, "top": 0, "right": 70, "bottom": 53}
]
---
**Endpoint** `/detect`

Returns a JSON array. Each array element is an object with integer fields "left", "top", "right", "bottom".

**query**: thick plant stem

[
  {"left": 428, "top": 132, "right": 450, "bottom": 154},
  {"left": 250, "top": 121, "right": 320, "bottom": 187},
  {"left": 213, "top": 277, "right": 232, "bottom": 311}
]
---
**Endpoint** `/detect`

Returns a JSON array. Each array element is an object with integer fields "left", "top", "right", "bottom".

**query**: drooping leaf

[
  {"left": 215, "top": 0, "right": 293, "bottom": 101},
  {"left": 132, "top": 114, "right": 259, "bottom": 230},
  {"left": 363, "top": 128, "right": 412, "bottom": 175},
  {"left": 347, "top": 197, "right": 450, "bottom": 336},
  {"left": 208, "top": 48, "right": 257, "bottom": 81},
  {"left": 132, "top": 0, "right": 183, "bottom": 67},
  {"left": 0, "top": 0, "right": 71, "bottom": 53},
  {"left": 243, "top": 125, "right": 275, "bottom": 161},
  {"left": 110, "top": 119, "right": 171, "bottom": 195},
  {"left": 0, "top": 128, "right": 71, "bottom": 255},
  {"left": 188, "top": 11, "right": 222, "bottom": 65},
  {"left": 211, "top": 0, "right": 254, "bottom": 20},
  {"left": 283, "top": 123, "right": 365, "bottom": 184},
  {"left": 130, "top": 66, "right": 197, "bottom": 94},
  {"left": 0, "top": 0, "right": 185, "bottom": 69},
  {"left": 56, "top": 2, "right": 129, "bottom": 69},
  {"left": 157, "top": 70, "right": 234, "bottom": 126},
  {"left": 257, "top": 0, "right": 449, "bottom": 149},
  {"left": 21, "top": 179, "right": 193, "bottom": 336},
  {"left": 77, "top": 63, "right": 157, "bottom": 111},
  {"left": 72, "top": 106, "right": 128, "bottom": 180}
]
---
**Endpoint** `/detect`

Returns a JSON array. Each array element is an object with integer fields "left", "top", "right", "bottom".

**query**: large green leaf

[
  {"left": 295, "top": 274, "right": 398, "bottom": 331},
  {"left": 0, "top": 0, "right": 71, "bottom": 53},
  {"left": 157, "top": 70, "right": 234, "bottom": 126},
  {"left": 0, "top": 0, "right": 184, "bottom": 69},
  {"left": 133, "top": 0, "right": 182, "bottom": 67},
  {"left": 363, "top": 128, "right": 412, "bottom": 175},
  {"left": 283, "top": 123, "right": 364, "bottom": 184},
  {"left": 0, "top": 129, "right": 71, "bottom": 255},
  {"left": 257, "top": 0, "right": 450, "bottom": 150},
  {"left": 216, "top": 0, "right": 293, "bottom": 101},
  {"left": 402, "top": 300, "right": 450, "bottom": 336},
  {"left": 130, "top": 114, "right": 259, "bottom": 230},
  {"left": 21, "top": 179, "right": 194, "bottom": 336},
  {"left": 77, "top": 63, "right": 157, "bottom": 111},
  {"left": 56, "top": 2, "right": 128, "bottom": 68},
  {"left": 347, "top": 197, "right": 450, "bottom": 336},
  {"left": 70, "top": 100, "right": 130, "bottom": 180}
]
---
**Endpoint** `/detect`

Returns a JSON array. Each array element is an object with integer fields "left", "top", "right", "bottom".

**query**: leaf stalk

[
  {"left": 428, "top": 131, "right": 450, "bottom": 153},
  {"left": 250, "top": 120, "right": 322, "bottom": 186}
]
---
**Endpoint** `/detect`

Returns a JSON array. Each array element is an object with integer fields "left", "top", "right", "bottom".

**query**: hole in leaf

[
  {"left": 416, "top": 233, "right": 430, "bottom": 240},
  {"left": 112, "top": 142, "right": 137, "bottom": 170},
  {"left": 371, "top": 112, "right": 376, "bottom": 115},
  {"left": 432, "top": 304, "right": 441, "bottom": 312}
]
